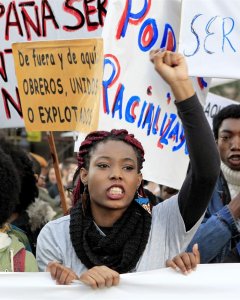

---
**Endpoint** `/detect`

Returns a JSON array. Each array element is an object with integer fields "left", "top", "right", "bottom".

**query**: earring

[{"left": 82, "top": 185, "right": 89, "bottom": 215}]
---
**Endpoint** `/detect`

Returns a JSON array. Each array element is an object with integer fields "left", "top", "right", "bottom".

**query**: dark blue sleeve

[{"left": 187, "top": 205, "right": 239, "bottom": 262}]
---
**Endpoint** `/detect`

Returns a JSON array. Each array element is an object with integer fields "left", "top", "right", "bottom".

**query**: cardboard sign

[
  {"left": 12, "top": 39, "right": 103, "bottom": 132},
  {"left": 179, "top": 0, "right": 240, "bottom": 78}
]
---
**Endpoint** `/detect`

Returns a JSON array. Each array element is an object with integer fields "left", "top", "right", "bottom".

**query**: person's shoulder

[
  {"left": 41, "top": 214, "right": 70, "bottom": 233},
  {"left": 49, "top": 214, "right": 70, "bottom": 224},
  {"left": 10, "top": 234, "right": 27, "bottom": 253},
  {"left": 8, "top": 224, "right": 32, "bottom": 252},
  {"left": 152, "top": 193, "right": 179, "bottom": 213}
]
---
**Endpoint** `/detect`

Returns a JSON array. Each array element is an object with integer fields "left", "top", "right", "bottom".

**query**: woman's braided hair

[{"left": 72, "top": 129, "right": 145, "bottom": 206}]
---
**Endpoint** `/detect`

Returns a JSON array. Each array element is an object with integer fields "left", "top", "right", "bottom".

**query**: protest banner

[
  {"left": 179, "top": 0, "right": 240, "bottom": 78},
  {"left": 204, "top": 92, "right": 238, "bottom": 128},
  {"left": 1, "top": 264, "right": 240, "bottom": 299},
  {"left": 0, "top": 0, "right": 108, "bottom": 128},
  {"left": 12, "top": 38, "right": 103, "bottom": 132},
  {"left": 91, "top": 0, "right": 210, "bottom": 189}
]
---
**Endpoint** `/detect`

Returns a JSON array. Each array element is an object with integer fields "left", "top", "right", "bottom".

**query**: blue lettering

[
  {"left": 138, "top": 18, "right": 158, "bottom": 52},
  {"left": 184, "top": 14, "right": 202, "bottom": 57},
  {"left": 137, "top": 100, "right": 147, "bottom": 128},
  {"left": 125, "top": 96, "right": 140, "bottom": 123},
  {"left": 222, "top": 17, "right": 236, "bottom": 52},
  {"left": 152, "top": 106, "right": 161, "bottom": 135},
  {"left": 112, "top": 84, "right": 124, "bottom": 119},
  {"left": 204, "top": 16, "right": 218, "bottom": 54},
  {"left": 141, "top": 103, "right": 154, "bottom": 135}
]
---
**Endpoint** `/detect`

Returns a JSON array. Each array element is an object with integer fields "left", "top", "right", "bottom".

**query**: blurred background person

[
  {"left": 0, "top": 139, "right": 56, "bottom": 255},
  {"left": 0, "top": 147, "right": 38, "bottom": 271}
]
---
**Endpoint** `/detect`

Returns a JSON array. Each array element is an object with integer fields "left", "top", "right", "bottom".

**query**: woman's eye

[
  {"left": 97, "top": 163, "right": 109, "bottom": 169},
  {"left": 123, "top": 165, "right": 134, "bottom": 171}
]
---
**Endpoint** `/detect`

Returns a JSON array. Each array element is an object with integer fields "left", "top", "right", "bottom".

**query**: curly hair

[
  {"left": 0, "top": 139, "right": 38, "bottom": 213},
  {"left": 0, "top": 148, "right": 21, "bottom": 226},
  {"left": 72, "top": 129, "right": 145, "bottom": 206},
  {"left": 213, "top": 104, "right": 240, "bottom": 139}
]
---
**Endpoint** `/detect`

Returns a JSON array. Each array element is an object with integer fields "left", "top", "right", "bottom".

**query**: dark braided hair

[{"left": 72, "top": 129, "right": 145, "bottom": 206}]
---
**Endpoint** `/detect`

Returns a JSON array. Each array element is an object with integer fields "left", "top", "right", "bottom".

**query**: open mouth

[
  {"left": 228, "top": 155, "right": 240, "bottom": 166},
  {"left": 107, "top": 186, "right": 125, "bottom": 200},
  {"left": 109, "top": 187, "right": 123, "bottom": 195}
]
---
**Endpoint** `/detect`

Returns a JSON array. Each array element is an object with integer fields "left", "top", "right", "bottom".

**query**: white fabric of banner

[{"left": 1, "top": 264, "right": 240, "bottom": 299}]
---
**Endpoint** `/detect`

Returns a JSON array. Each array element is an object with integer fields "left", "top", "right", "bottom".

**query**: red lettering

[
  {"left": 63, "top": 0, "right": 85, "bottom": 31},
  {"left": 0, "top": 52, "right": 8, "bottom": 82},
  {"left": 42, "top": 0, "right": 59, "bottom": 37},
  {"left": 20, "top": 1, "right": 41, "bottom": 40},
  {"left": 5, "top": 2, "right": 23, "bottom": 41},
  {"left": 97, "top": 0, "right": 108, "bottom": 26},
  {"left": 0, "top": 3, "right": 5, "bottom": 18},
  {"left": 1, "top": 87, "right": 22, "bottom": 119},
  {"left": 84, "top": 0, "right": 98, "bottom": 31},
  {"left": 83, "top": 0, "right": 108, "bottom": 31}
]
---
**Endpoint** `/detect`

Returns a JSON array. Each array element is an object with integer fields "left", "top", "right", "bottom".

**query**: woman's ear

[
  {"left": 80, "top": 168, "right": 88, "bottom": 185},
  {"left": 137, "top": 173, "right": 143, "bottom": 188}
]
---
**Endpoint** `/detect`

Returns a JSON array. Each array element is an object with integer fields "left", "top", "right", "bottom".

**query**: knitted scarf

[
  {"left": 70, "top": 200, "right": 151, "bottom": 274},
  {"left": 221, "top": 162, "right": 240, "bottom": 198}
]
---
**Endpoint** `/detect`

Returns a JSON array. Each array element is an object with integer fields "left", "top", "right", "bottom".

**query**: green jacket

[{"left": 0, "top": 234, "right": 38, "bottom": 272}]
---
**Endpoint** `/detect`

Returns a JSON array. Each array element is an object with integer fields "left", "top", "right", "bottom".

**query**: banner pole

[{"left": 46, "top": 131, "right": 68, "bottom": 215}]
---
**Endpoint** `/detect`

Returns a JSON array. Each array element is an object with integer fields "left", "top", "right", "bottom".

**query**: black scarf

[{"left": 70, "top": 199, "right": 151, "bottom": 274}]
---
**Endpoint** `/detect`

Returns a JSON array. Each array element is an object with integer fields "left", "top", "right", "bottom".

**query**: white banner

[
  {"left": 1, "top": 264, "right": 240, "bottom": 299},
  {"left": 179, "top": 0, "right": 240, "bottom": 78}
]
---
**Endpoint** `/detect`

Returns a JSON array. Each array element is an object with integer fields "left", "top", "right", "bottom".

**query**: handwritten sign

[
  {"left": 12, "top": 39, "right": 103, "bottom": 132},
  {"left": 0, "top": 0, "right": 108, "bottom": 128},
  {"left": 204, "top": 92, "right": 239, "bottom": 127},
  {"left": 179, "top": 0, "right": 240, "bottom": 78},
  {"left": 93, "top": 0, "right": 210, "bottom": 189}
]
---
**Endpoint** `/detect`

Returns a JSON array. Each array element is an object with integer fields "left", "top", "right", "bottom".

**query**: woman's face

[{"left": 80, "top": 140, "right": 142, "bottom": 215}]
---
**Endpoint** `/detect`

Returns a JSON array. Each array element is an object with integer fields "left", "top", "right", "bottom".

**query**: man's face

[{"left": 217, "top": 118, "right": 240, "bottom": 171}]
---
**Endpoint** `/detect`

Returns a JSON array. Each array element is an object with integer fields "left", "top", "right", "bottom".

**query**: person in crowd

[
  {"left": 45, "top": 164, "right": 57, "bottom": 191},
  {"left": 47, "top": 157, "right": 78, "bottom": 214},
  {"left": 36, "top": 50, "right": 220, "bottom": 287},
  {"left": 143, "top": 180, "right": 161, "bottom": 197},
  {"left": 159, "top": 184, "right": 178, "bottom": 201},
  {"left": 0, "top": 147, "right": 38, "bottom": 272},
  {"left": 187, "top": 104, "right": 240, "bottom": 263},
  {"left": 29, "top": 152, "right": 48, "bottom": 189},
  {"left": 0, "top": 139, "right": 55, "bottom": 255},
  {"left": 29, "top": 154, "right": 59, "bottom": 214},
  {"left": 48, "top": 157, "right": 78, "bottom": 200}
]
